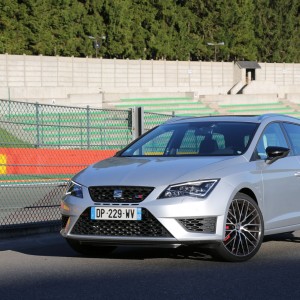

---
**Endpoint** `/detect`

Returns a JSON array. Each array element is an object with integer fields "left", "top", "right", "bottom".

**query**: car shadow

[
  {"left": 1, "top": 231, "right": 299, "bottom": 260},
  {"left": 263, "top": 232, "right": 300, "bottom": 243},
  {"left": 109, "top": 246, "right": 215, "bottom": 261},
  {"left": 0, "top": 233, "right": 215, "bottom": 261}
]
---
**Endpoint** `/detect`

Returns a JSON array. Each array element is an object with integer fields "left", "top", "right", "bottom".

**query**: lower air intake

[
  {"left": 71, "top": 208, "right": 173, "bottom": 238},
  {"left": 177, "top": 217, "right": 217, "bottom": 233}
]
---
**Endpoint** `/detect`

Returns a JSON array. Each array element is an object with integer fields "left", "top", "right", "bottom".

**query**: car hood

[{"left": 73, "top": 156, "right": 246, "bottom": 187}]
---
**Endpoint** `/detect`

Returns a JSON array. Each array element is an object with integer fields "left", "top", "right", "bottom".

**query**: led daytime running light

[{"left": 159, "top": 179, "right": 219, "bottom": 199}]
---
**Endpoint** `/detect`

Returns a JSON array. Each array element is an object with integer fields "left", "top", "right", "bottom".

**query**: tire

[
  {"left": 66, "top": 238, "right": 116, "bottom": 257},
  {"left": 213, "top": 192, "right": 264, "bottom": 262}
]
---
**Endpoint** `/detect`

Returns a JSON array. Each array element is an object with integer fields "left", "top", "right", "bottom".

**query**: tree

[
  {"left": 80, "top": 0, "right": 106, "bottom": 58},
  {"left": 0, "top": 0, "right": 299, "bottom": 62},
  {"left": 194, "top": 0, "right": 257, "bottom": 61},
  {"left": 255, "top": 0, "right": 300, "bottom": 62},
  {"left": 0, "top": 0, "right": 31, "bottom": 54},
  {"left": 102, "top": 0, "right": 137, "bottom": 58}
]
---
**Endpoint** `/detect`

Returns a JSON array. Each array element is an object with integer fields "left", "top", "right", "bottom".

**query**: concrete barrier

[{"left": 0, "top": 54, "right": 300, "bottom": 110}]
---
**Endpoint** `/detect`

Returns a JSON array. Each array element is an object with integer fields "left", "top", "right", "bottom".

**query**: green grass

[{"left": 0, "top": 127, "right": 33, "bottom": 148}]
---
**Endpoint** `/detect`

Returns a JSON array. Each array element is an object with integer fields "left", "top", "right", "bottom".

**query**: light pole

[
  {"left": 88, "top": 35, "right": 106, "bottom": 58},
  {"left": 207, "top": 42, "right": 224, "bottom": 61}
]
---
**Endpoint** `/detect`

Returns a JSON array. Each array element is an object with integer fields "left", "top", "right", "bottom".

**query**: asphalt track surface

[{"left": 0, "top": 231, "right": 300, "bottom": 300}]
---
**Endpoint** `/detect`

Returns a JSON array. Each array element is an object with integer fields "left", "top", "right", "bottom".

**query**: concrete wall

[
  {"left": 256, "top": 62, "right": 300, "bottom": 85},
  {"left": 287, "top": 93, "right": 300, "bottom": 104},
  {"left": 0, "top": 54, "right": 234, "bottom": 90},
  {"left": 243, "top": 81, "right": 300, "bottom": 96},
  {"left": 245, "top": 62, "right": 300, "bottom": 97},
  {"left": 0, "top": 54, "right": 299, "bottom": 106},
  {"left": 233, "top": 63, "right": 244, "bottom": 85},
  {"left": 0, "top": 54, "right": 234, "bottom": 100}
]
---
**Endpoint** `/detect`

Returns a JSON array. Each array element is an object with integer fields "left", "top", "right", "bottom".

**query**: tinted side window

[
  {"left": 255, "top": 123, "right": 288, "bottom": 160},
  {"left": 283, "top": 123, "right": 300, "bottom": 155}
]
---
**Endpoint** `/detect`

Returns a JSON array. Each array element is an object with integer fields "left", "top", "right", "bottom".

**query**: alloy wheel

[{"left": 223, "top": 196, "right": 263, "bottom": 258}]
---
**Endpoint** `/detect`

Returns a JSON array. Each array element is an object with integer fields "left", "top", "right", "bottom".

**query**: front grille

[
  {"left": 88, "top": 186, "right": 154, "bottom": 203},
  {"left": 177, "top": 217, "right": 217, "bottom": 233},
  {"left": 71, "top": 208, "right": 173, "bottom": 238}
]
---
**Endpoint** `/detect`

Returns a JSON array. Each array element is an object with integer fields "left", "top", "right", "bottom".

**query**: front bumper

[{"left": 60, "top": 193, "right": 227, "bottom": 246}]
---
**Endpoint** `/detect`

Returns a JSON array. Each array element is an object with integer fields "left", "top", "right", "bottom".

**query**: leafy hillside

[{"left": 0, "top": 0, "right": 299, "bottom": 62}]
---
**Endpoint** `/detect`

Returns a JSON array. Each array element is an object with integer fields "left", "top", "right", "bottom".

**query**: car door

[{"left": 255, "top": 122, "right": 300, "bottom": 231}]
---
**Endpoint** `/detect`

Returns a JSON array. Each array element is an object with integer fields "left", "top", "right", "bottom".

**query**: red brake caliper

[{"left": 224, "top": 225, "right": 230, "bottom": 241}]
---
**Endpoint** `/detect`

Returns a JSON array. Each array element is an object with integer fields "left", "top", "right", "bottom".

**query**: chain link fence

[{"left": 0, "top": 99, "right": 173, "bottom": 232}]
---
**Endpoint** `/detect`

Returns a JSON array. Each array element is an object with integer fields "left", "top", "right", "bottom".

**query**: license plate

[{"left": 91, "top": 207, "right": 142, "bottom": 221}]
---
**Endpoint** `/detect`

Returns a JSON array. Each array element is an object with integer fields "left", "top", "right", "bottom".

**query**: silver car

[{"left": 60, "top": 114, "right": 300, "bottom": 262}]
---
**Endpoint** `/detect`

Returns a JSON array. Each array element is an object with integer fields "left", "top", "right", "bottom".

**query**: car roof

[{"left": 164, "top": 114, "right": 300, "bottom": 125}]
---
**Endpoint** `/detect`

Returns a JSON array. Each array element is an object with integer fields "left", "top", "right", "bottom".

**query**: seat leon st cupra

[{"left": 61, "top": 114, "right": 300, "bottom": 262}]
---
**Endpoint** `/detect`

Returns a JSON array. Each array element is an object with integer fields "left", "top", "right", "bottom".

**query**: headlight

[
  {"left": 158, "top": 179, "right": 219, "bottom": 199},
  {"left": 65, "top": 181, "right": 83, "bottom": 198}
]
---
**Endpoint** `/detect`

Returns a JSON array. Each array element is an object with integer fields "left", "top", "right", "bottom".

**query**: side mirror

[
  {"left": 114, "top": 150, "right": 121, "bottom": 156},
  {"left": 265, "top": 146, "right": 290, "bottom": 164}
]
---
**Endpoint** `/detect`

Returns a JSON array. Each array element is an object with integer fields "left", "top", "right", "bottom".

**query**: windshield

[{"left": 121, "top": 121, "right": 258, "bottom": 157}]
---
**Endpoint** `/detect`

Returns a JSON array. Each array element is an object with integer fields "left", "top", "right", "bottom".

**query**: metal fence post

[
  {"left": 58, "top": 114, "right": 61, "bottom": 148},
  {"left": 8, "top": 98, "right": 11, "bottom": 118},
  {"left": 131, "top": 107, "right": 144, "bottom": 141},
  {"left": 80, "top": 121, "right": 83, "bottom": 149},
  {"left": 86, "top": 105, "right": 90, "bottom": 149},
  {"left": 138, "top": 107, "right": 144, "bottom": 137},
  {"left": 35, "top": 102, "right": 40, "bottom": 148}
]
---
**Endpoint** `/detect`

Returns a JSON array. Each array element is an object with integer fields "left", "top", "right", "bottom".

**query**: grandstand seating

[
  {"left": 113, "top": 96, "right": 300, "bottom": 118},
  {"left": 218, "top": 101, "right": 298, "bottom": 116},
  {"left": 3, "top": 108, "right": 132, "bottom": 149},
  {"left": 115, "top": 96, "right": 219, "bottom": 116},
  {"left": 2, "top": 96, "right": 300, "bottom": 151},
  {"left": 222, "top": 101, "right": 300, "bottom": 118}
]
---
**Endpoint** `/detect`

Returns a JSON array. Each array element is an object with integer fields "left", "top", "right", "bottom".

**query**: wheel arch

[{"left": 237, "top": 188, "right": 258, "bottom": 205}]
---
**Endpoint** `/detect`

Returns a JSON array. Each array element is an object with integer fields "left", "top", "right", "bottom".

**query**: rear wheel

[
  {"left": 66, "top": 238, "right": 116, "bottom": 257},
  {"left": 214, "top": 193, "right": 264, "bottom": 262}
]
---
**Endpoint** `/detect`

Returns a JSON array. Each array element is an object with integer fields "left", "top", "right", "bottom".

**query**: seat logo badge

[{"left": 113, "top": 189, "right": 123, "bottom": 198}]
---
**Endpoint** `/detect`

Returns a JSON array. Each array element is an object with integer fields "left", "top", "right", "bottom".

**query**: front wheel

[
  {"left": 214, "top": 193, "right": 264, "bottom": 262},
  {"left": 66, "top": 238, "right": 116, "bottom": 257}
]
